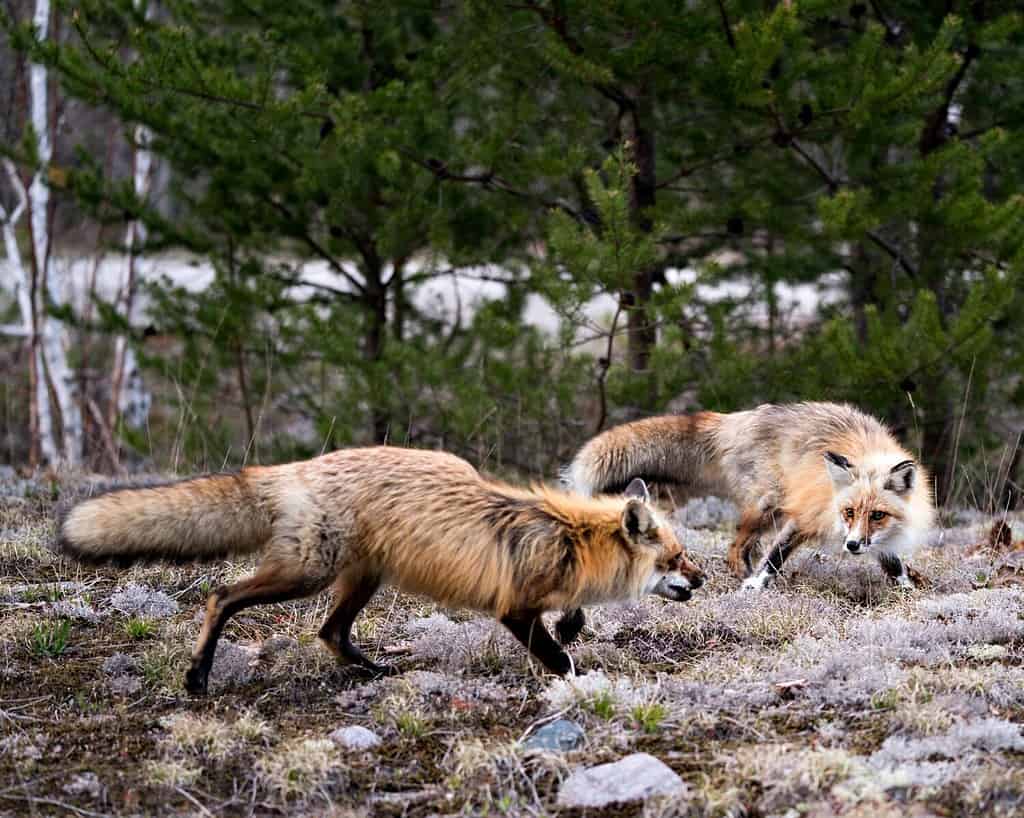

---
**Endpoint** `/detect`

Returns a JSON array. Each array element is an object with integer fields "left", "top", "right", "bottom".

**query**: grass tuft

[
  {"left": 124, "top": 617, "right": 157, "bottom": 640},
  {"left": 30, "top": 619, "right": 71, "bottom": 658}
]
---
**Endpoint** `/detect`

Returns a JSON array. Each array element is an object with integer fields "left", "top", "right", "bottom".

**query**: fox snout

[
  {"left": 846, "top": 537, "right": 868, "bottom": 554},
  {"left": 650, "top": 556, "right": 705, "bottom": 601}
]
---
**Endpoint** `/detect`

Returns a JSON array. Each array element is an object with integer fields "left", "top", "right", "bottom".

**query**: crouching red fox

[{"left": 57, "top": 447, "right": 705, "bottom": 694}]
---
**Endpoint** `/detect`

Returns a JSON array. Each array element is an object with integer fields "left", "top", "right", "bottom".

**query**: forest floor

[{"left": 2, "top": 474, "right": 1023, "bottom": 817}]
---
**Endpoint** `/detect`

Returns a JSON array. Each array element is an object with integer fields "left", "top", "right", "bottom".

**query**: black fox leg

[
  {"left": 318, "top": 574, "right": 392, "bottom": 674},
  {"left": 188, "top": 562, "right": 325, "bottom": 694},
  {"left": 741, "top": 520, "right": 804, "bottom": 591},
  {"left": 555, "top": 608, "right": 586, "bottom": 645},
  {"left": 501, "top": 611, "right": 574, "bottom": 675},
  {"left": 878, "top": 552, "right": 915, "bottom": 589}
]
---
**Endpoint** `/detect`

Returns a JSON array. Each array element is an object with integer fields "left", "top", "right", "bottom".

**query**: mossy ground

[{"left": 1, "top": 487, "right": 1023, "bottom": 817}]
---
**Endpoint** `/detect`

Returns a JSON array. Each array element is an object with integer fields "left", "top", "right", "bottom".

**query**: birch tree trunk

[
  {"left": 108, "top": 0, "right": 154, "bottom": 436},
  {"left": 1, "top": 0, "right": 84, "bottom": 466},
  {"left": 108, "top": 128, "right": 153, "bottom": 433}
]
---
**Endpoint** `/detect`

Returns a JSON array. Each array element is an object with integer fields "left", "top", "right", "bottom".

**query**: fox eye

[
  {"left": 870, "top": 510, "right": 888, "bottom": 522},
  {"left": 844, "top": 508, "right": 855, "bottom": 520}
]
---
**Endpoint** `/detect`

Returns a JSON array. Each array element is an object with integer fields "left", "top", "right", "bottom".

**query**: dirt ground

[{"left": 2, "top": 478, "right": 1023, "bottom": 817}]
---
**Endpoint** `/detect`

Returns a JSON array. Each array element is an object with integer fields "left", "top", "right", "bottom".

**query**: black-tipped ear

[
  {"left": 622, "top": 499, "right": 655, "bottom": 542},
  {"left": 884, "top": 460, "right": 916, "bottom": 495},
  {"left": 624, "top": 478, "right": 650, "bottom": 503},
  {"left": 824, "top": 451, "right": 855, "bottom": 488}
]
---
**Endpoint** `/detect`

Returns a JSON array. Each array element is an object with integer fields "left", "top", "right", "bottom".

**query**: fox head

[
  {"left": 619, "top": 478, "right": 706, "bottom": 601},
  {"left": 824, "top": 451, "right": 918, "bottom": 555}
]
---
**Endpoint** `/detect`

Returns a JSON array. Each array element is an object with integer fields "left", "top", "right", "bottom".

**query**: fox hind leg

[
  {"left": 318, "top": 572, "right": 393, "bottom": 675},
  {"left": 501, "top": 611, "right": 574, "bottom": 676},
  {"left": 728, "top": 507, "right": 769, "bottom": 578},
  {"left": 187, "top": 561, "right": 328, "bottom": 695}
]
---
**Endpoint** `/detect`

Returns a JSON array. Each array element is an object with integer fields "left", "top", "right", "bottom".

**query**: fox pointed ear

[
  {"left": 824, "top": 451, "right": 855, "bottom": 488},
  {"left": 622, "top": 498, "right": 656, "bottom": 543},
  {"left": 884, "top": 460, "right": 916, "bottom": 495},
  {"left": 623, "top": 478, "right": 651, "bottom": 503}
]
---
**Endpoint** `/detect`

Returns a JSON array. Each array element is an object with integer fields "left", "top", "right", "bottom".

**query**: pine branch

[
  {"left": 787, "top": 138, "right": 918, "bottom": 279},
  {"left": 514, "top": 1, "right": 635, "bottom": 111},
  {"left": 404, "top": 152, "right": 588, "bottom": 224}
]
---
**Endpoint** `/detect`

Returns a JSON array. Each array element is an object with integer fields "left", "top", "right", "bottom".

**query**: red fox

[
  {"left": 57, "top": 447, "right": 705, "bottom": 694},
  {"left": 564, "top": 402, "right": 935, "bottom": 591}
]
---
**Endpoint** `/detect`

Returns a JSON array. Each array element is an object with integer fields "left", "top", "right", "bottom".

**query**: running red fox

[
  {"left": 564, "top": 402, "right": 935, "bottom": 591},
  {"left": 58, "top": 447, "right": 705, "bottom": 694}
]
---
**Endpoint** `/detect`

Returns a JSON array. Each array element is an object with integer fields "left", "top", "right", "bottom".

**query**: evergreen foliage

[{"left": 2, "top": 1, "right": 1023, "bottom": 502}]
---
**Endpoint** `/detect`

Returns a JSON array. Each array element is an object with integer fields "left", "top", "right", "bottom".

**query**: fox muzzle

[
  {"left": 846, "top": 538, "right": 868, "bottom": 554},
  {"left": 650, "top": 573, "right": 697, "bottom": 602}
]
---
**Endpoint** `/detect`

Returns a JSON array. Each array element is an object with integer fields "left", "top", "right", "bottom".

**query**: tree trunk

[
  {"left": 392, "top": 259, "right": 407, "bottom": 344},
  {"left": 108, "top": 0, "right": 154, "bottom": 440},
  {"left": 362, "top": 258, "right": 390, "bottom": 443},
  {"left": 24, "top": 0, "right": 84, "bottom": 467},
  {"left": 848, "top": 242, "right": 877, "bottom": 345},
  {"left": 625, "top": 86, "right": 658, "bottom": 411}
]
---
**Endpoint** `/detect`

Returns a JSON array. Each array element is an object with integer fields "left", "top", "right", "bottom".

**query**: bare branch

[
  {"left": 716, "top": 0, "right": 736, "bottom": 49},
  {"left": 0, "top": 158, "right": 28, "bottom": 224},
  {"left": 787, "top": 138, "right": 918, "bottom": 279},
  {"left": 920, "top": 45, "right": 978, "bottom": 156}
]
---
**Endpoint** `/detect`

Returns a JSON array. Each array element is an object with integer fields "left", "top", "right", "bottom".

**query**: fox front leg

[
  {"left": 555, "top": 608, "right": 586, "bottom": 645},
  {"left": 741, "top": 519, "right": 804, "bottom": 591},
  {"left": 878, "top": 552, "right": 916, "bottom": 590},
  {"left": 501, "top": 611, "right": 575, "bottom": 675}
]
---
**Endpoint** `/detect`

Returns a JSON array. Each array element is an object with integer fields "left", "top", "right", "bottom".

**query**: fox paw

[
  {"left": 741, "top": 575, "right": 770, "bottom": 592},
  {"left": 184, "top": 667, "right": 208, "bottom": 696},
  {"left": 894, "top": 575, "right": 915, "bottom": 591}
]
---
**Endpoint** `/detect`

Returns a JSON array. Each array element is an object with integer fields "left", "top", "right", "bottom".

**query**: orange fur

[
  {"left": 568, "top": 402, "right": 936, "bottom": 583},
  {"left": 58, "top": 446, "right": 704, "bottom": 690}
]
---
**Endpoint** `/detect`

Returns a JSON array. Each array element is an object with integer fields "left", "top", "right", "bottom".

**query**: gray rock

[
  {"left": 62, "top": 771, "right": 102, "bottom": 799},
  {"left": 557, "top": 753, "right": 688, "bottom": 808},
  {"left": 109, "top": 584, "right": 179, "bottom": 619},
  {"left": 672, "top": 496, "right": 739, "bottom": 529},
  {"left": 522, "top": 719, "right": 585, "bottom": 753},
  {"left": 102, "top": 653, "right": 139, "bottom": 677},
  {"left": 330, "top": 725, "right": 381, "bottom": 751},
  {"left": 108, "top": 675, "right": 143, "bottom": 696},
  {"left": 206, "top": 640, "right": 260, "bottom": 691},
  {"left": 259, "top": 634, "right": 299, "bottom": 659}
]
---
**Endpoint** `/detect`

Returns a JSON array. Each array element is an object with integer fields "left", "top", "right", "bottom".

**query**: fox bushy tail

[
  {"left": 57, "top": 473, "right": 272, "bottom": 565},
  {"left": 565, "top": 413, "right": 722, "bottom": 496}
]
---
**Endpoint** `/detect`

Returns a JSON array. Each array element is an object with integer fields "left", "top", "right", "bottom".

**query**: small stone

[
  {"left": 967, "top": 643, "right": 1008, "bottom": 661},
  {"left": 108, "top": 675, "right": 143, "bottom": 696},
  {"left": 206, "top": 640, "right": 260, "bottom": 691},
  {"left": 102, "top": 653, "right": 139, "bottom": 677},
  {"left": 522, "top": 719, "right": 585, "bottom": 752},
  {"left": 330, "top": 725, "right": 381, "bottom": 751},
  {"left": 557, "top": 753, "right": 688, "bottom": 808},
  {"left": 109, "top": 584, "right": 179, "bottom": 619},
  {"left": 62, "top": 772, "right": 102, "bottom": 799}
]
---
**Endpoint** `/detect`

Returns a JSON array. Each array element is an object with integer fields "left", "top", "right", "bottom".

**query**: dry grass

[{"left": 1, "top": 486, "right": 1023, "bottom": 817}]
